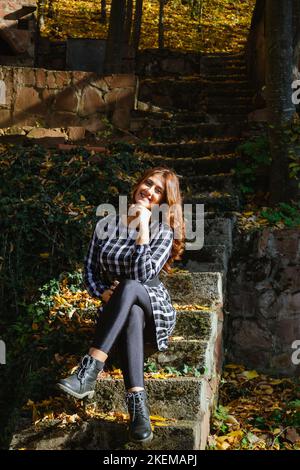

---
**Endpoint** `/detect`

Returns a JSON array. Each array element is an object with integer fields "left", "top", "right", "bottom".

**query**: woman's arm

[
  {"left": 127, "top": 222, "right": 173, "bottom": 283},
  {"left": 84, "top": 219, "right": 110, "bottom": 298}
]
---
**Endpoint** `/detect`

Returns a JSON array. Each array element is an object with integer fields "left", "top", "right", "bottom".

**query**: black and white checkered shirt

[{"left": 84, "top": 213, "right": 176, "bottom": 351}]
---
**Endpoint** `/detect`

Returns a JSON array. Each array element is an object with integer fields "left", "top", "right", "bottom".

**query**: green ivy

[
  {"left": 234, "top": 135, "right": 271, "bottom": 195},
  {"left": 260, "top": 202, "right": 300, "bottom": 228}
]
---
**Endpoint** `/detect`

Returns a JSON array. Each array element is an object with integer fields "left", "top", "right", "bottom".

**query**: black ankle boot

[
  {"left": 57, "top": 354, "right": 104, "bottom": 399},
  {"left": 125, "top": 390, "right": 153, "bottom": 443}
]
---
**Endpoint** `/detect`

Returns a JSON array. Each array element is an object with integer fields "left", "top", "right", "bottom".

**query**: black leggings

[{"left": 91, "top": 279, "right": 158, "bottom": 390}]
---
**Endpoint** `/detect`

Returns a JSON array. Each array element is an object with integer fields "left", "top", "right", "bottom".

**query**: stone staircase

[
  {"left": 9, "top": 52, "right": 252, "bottom": 451},
  {"left": 10, "top": 272, "right": 223, "bottom": 451}
]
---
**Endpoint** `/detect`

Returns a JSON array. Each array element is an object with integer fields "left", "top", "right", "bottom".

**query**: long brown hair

[{"left": 131, "top": 166, "right": 185, "bottom": 273}]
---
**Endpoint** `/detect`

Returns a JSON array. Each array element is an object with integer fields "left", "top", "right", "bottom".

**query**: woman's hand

[
  {"left": 101, "top": 280, "right": 119, "bottom": 303},
  {"left": 128, "top": 203, "right": 151, "bottom": 227}
]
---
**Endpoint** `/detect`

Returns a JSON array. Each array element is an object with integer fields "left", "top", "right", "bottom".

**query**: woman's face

[{"left": 134, "top": 173, "right": 165, "bottom": 209}]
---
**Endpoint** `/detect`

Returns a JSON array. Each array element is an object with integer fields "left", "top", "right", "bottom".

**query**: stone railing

[{"left": 0, "top": 66, "right": 137, "bottom": 130}]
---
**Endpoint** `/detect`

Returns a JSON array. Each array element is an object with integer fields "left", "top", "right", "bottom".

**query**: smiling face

[{"left": 134, "top": 173, "right": 165, "bottom": 209}]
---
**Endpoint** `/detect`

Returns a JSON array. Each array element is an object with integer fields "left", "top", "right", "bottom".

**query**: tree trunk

[
  {"left": 100, "top": 0, "right": 107, "bottom": 24},
  {"left": 159, "top": 0, "right": 166, "bottom": 49},
  {"left": 124, "top": 0, "right": 133, "bottom": 47},
  {"left": 104, "top": 0, "right": 127, "bottom": 74},
  {"left": 132, "top": 0, "right": 143, "bottom": 53},
  {"left": 266, "top": 0, "right": 296, "bottom": 203},
  {"left": 293, "top": 0, "right": 300, "bottom": 80}
]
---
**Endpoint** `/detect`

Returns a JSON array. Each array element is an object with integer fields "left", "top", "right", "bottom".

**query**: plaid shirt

[{"left": 84, "top": 214, "right": 176, "bottom": 351}]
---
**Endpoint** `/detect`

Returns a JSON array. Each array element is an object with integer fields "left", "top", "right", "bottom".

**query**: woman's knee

[
  {"left": 117, "top": 279, "right": 141, "bottom": 291},
  {"left": 127, "top": 304, "right": 145, "bottom": 329}
]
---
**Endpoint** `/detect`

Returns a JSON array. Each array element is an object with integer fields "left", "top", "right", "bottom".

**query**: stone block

[
  {"left": 0, "top": 109, "right": 11, "bottom": 127},
  {"left": 104, "top": 74, "right": 136, "bottom": 89},
  {"left": 36, "top": 69, "right": 46, "bottom": 88},
  {"left": 54, "top": 88, "right": 79, "bottom": 113},
  {"left": 66, "top": 126, "right": 86, "bottom": 142},
  {"left": 79, "top": 86, "right": 105, "bottom": 116},
  {"left": 112, "top": 107, "right": 131, "bottom": 130},
  {"left": 72, "top": 71, "right": 93, "bottom": 86},
  {"left": 14, "top": 87, "right": 42, "bottom": 113},
  {"left": 55, "top": 71, "right": 71, "bottom": 88},
  {"left": 81, "top": 115, "right": 106, "bottom": 133},
  {"left": 162, "top": 271, "right": 223, "bottom": 307}
]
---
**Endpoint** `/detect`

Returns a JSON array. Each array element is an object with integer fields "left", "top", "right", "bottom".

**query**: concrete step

[
  {"left": 136, "top": 123, "right": 245, "bottom": 141},
  {"left": 199, "top": 73, "right": 247, "bottom": 82},
  {"left": 161, "top": 271, "right": 223, "bottom": 307},
  {"left": 180, "top": 244, "right": 229, "bottom": 274},
  {"left": 206, "top": 104, "right": 251, "bottom": 114},
  {"left": 139, "top": 138, "right": 243, "bottom": 157},
  {"left": 139, "top": 77, "right": 251, "bottom": 92},
  {"left": 182, "top": 173, "right": 235, "bottom": 193},
  {"left": 9, "top": 415, "right": 203, "bottom": 450},
  {"left": 108, "top": 337, "right": 211, "bottom": 372},
  {"left": 183, "top": 192, "right": 241, "bottom": 212},
  {"left": 201, "top": 66, "right": 247, "bottom": 76},
  {"left": 94, "top": 377, "right": 207, "bottom": 421},
  {"left": 142, "top": 154, "right": 240, "bottom": 175}
]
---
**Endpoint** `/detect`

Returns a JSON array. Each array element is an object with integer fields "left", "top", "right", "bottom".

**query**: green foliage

[
  {"left": 234, "top": 136, "right": 271, "bottom": 195},
  {"left": 0, "top": 143, "right": 148, "bottom": 448},
  {"left": 143, "top": 359, "right": 203, "bottom": 377},
  {"left": 285, "top": 116, "right": 300, "bottom": 186},
  {"left": 212, "top": 405, "right": 230, "bottom": 434},
  {"left": 260, "top": 202, "right": 300, "bottom": 228},
  {"left": 0, "top": 143, "right": 148, "bottom": 323}
]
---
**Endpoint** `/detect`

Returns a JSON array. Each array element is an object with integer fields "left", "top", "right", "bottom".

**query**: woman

[{"left": 57, "top": 167, "right": 185, "bottom": 444}]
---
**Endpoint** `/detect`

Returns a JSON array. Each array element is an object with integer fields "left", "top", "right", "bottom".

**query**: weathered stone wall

[
  {"left": 226, "top": 228, "right": 300, "bottom": 376},
  {"left": 0, "top": 66, "right": 137, "bottom": 130}
]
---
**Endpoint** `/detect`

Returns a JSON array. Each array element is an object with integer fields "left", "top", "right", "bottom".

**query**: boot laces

[
  {"left": 126, "top": 391, "right": 148, "bottom": 421},
  {"left": 77, "top": 354, "right": 94, "bottom": 382}
]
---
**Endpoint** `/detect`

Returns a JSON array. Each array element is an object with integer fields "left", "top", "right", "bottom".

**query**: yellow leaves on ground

[
  {"left": 216, "top": 430, "right": 244, "bottom": 450},
  {"left": 173, "top": 303, "right": 210, "bottom": 311},
  {"left": 24, "top": 395, "right": 176, "bottom": 430},
  {"left": 208, "top": 363, "right": 300, "bottom": 450},
  {"left": 39, "top": 0, "right": 255, "bottom": 53}
]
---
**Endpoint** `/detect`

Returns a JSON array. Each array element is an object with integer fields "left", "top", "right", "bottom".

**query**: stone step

[
  {"left": 161, "top": 271, "right": 223, "bottom": 307},
  {"left": 206, "top": 104, "right": 251, "bottom": 114},
  {"left": 9, "top": 415, "right": 202, "bottom": 450},
  {"left": 202, "top": 65, "right": 247, "bottom": 74},
  {"left": 180, "top": 244, "right": 229, "bottom": 274},
  {"left": 134, "top": 122, "right": 245, "bottom": 140},
  {"left": 204, "top": 88, "right": 253, "bottom": 97},
  {"left": 205, "top": 96, "right": 252, "bottom": 106},
  {"left": 174, "top": 308, "right": 215, "bottom": 340},
  {"left": 174, "top": 112, "right": 248, "bottom": 124},
  {"left": 182, "top": 173, "right": 234, "bottom": 193},
  {"left": 208, "top": 113, "right": 249, "bottom": 123},
  {"left": 201, "top": 53, "right": 245, "bottom": 61},
  {"left": 199, "top": 73, "right": 247, "bottom": 82},
  {"left": 139, "top": 76, "right": 251, "bottom": 91},
  {"left": 204, "top": 216, "right": 234, "bottom": 247},
  {"left": 183, "top": 192, "right": 241, "bottom": 212},
  {"left": 139, "top": 138, "right": 243, "bottom": 157},
  {"left": 94, "top": 377, "right": 208, "bottom": 421},
  {"left": 139, "top": 83, "right": 252, "bottom": 111},
  {"left": 144, "top": 154, "right": 240, "bottom": 174}
]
